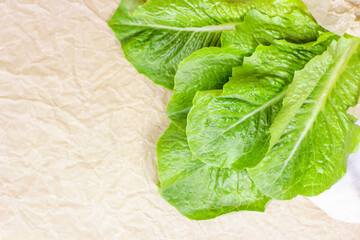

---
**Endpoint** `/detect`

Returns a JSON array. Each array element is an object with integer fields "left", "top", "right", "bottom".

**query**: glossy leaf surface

[
  {"left": 186, "top": 34, "right": 337, "bottom": 169},
  {"left": 248, "top": 37, "right": 360, "bottom": 200},
  {"left": 158, "top": 123, "right": 270, "bottom": 220}
]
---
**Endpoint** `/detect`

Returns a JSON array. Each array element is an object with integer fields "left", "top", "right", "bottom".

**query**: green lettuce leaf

[
  {"left": 109, "top": 0, "right": 308, "bottom": 89},
  {"left": 186, "top": 33, "right": 338, "bottom": 170},
  {"left": 158, "top": 123, "right": 270, "bottom": 220},
  {"left": 167, "top": 47, "right": 244, "bottom": 128},
  {"left": 268, "top": 41, "right": 339, "bottom": 148},
  {"left": 248, "top": 37, "right": 360, "bottom": 200},
  {"left": 166, "top": 9, "right": 322, "bottom": 127},
  {"left": 221, "top": 8, "right": 321, "bottom": 48}
]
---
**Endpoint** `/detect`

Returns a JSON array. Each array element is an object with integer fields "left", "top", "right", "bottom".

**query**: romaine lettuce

[
  {"left": 158, "top": 123, "right": 270, "bottom": 220},
  {"left": 186, "top": 34, "right": 337, "bottom": 169},
  {"left": 167, "top": 9, "right": 323, "bottom": 128},
  {"left": 109, "top": 0, "right": 309, "bottom": 89},
  {"left": 248, "top": 37, "right": 360, "bottom": 200},
  {"left": 109, "top": 0, "right": 360, "bottom": 220}
]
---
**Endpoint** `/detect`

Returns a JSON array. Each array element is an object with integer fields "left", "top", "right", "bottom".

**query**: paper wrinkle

[
  {"left": 303, "top": 0, "right": 360, "bottom": 37},
  {"left": 0, "top": 0, "right": 360, "bottom": 239}
]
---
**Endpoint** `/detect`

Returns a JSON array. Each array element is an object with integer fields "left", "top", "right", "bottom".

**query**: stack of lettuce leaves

[{"left": 109, "top": 0, "right": 360, "bottom": 220}]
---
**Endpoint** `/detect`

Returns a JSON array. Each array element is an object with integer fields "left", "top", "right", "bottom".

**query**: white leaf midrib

[
  {"left": 192, "top": 89, "right": 287, "bottom": 156},
  {"left": 121, "top": 22, "right": 239, "bottom": 32},
  {"left": 274, "top": 39, "right": 360, "bottom": 180}
]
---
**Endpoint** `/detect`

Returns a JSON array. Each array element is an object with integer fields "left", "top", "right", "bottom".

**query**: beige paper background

[
  {"left": 0, "top": 0, "right": 360, "bottom": 239},
  {"left": 302, "top": 0, "right": 360, "bottom": 37}
]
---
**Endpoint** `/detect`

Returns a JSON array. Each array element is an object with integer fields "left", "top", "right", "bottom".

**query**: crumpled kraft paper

[
  {"left": 302, "top": 0, "right": 360, "bottom": 37},
  {"left": 0, "top": 0, "right": 360, "bottom": 239}
]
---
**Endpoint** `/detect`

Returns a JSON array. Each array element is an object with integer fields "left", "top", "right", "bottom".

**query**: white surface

[{"left": 309, "top": 121, "right": 360, "bottom": 223}]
